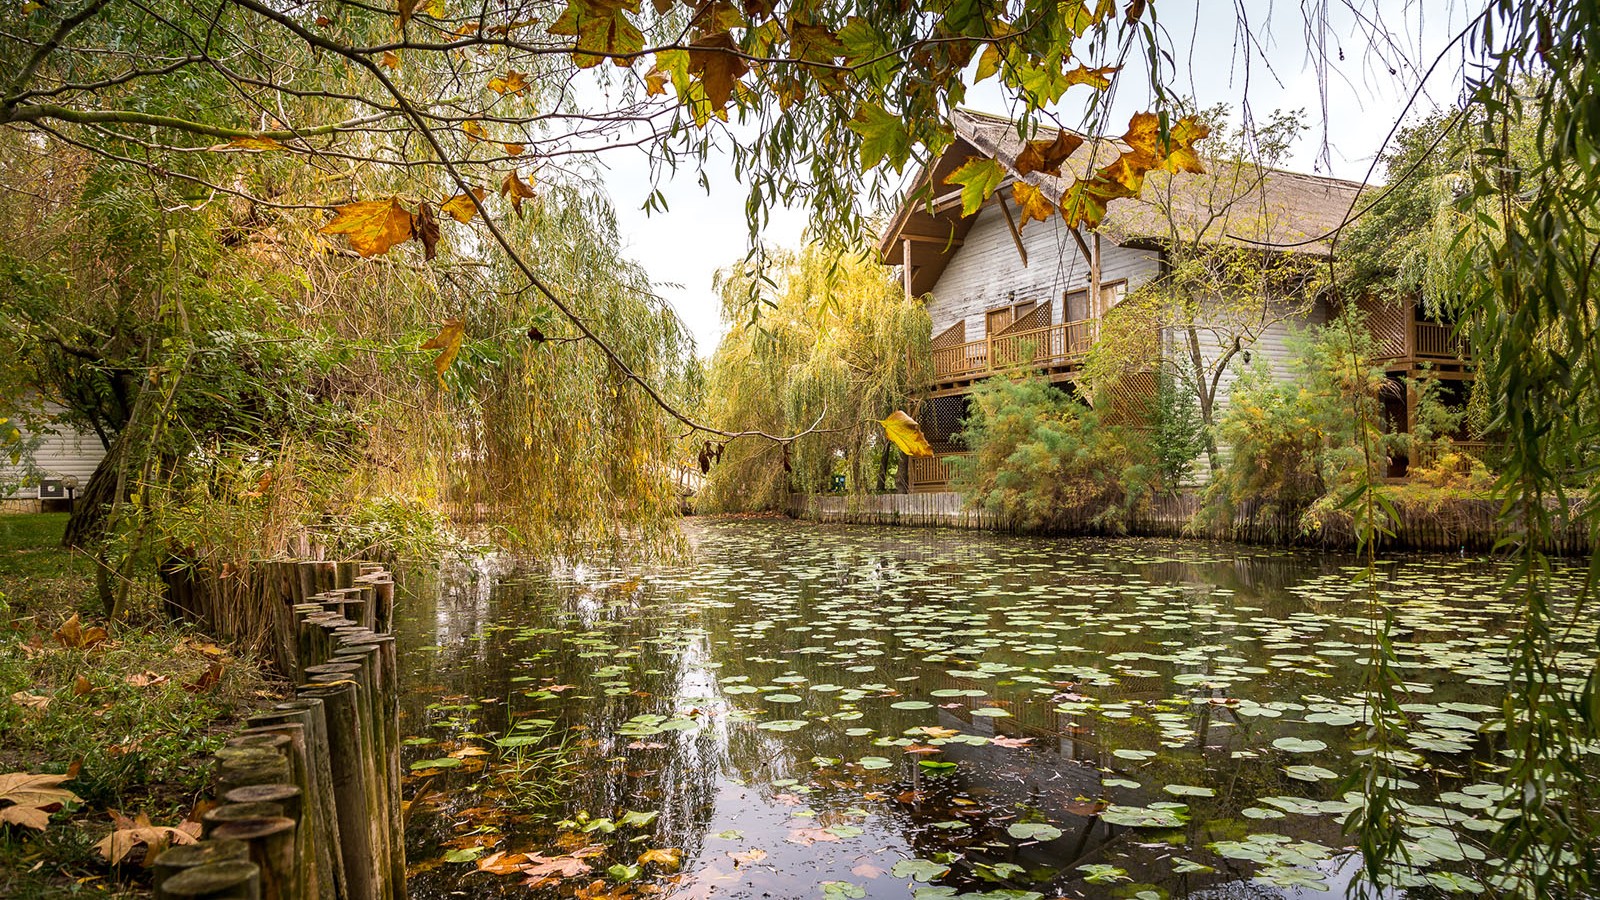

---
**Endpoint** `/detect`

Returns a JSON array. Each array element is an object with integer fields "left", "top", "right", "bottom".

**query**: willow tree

[{"left": 697, "top": 245, "right": 928, "bottom": 511}]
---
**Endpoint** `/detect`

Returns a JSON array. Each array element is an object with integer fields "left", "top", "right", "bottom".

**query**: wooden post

[
  {"left": 211, "top": 818, "right": 297, "bottom": 900},
  {"left": 270, "top": 700, "right": 345, "bottom": 900},
  {"left": 902, "top": 237, "right": 913, "bottom": 299},
  {"left": 298, "top": 682, "right": 377, "bottom": 900},
  {"left": 334, "top": 635, "right": 403, "bottom": 895},
  {"left": 156, "top": 860, "right": 261, "bottom": 900},
  {"left": 152, "top": 841, "right": 249, "bottom": 893},
  {"left": 202, "top": 803, "right": 286, "bottom": 838}
]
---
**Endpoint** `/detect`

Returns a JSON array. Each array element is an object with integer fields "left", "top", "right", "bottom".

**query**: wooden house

[
  {"left": 879, "top": 110, "right": 1469, "bottom": 491},
  {"left": 1, "top": 400, "right": 106, "bottom": 513}
]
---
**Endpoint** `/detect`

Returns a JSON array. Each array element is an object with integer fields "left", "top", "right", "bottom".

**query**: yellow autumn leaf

[
  {"left": 503, "top": 142, "right": 527, "bottom": 156},
  {"left": 462, "top": 119, "right": 487, "bottom": 142},
  {"left": 209, "top": 136, "right": 284, "bottom": 153},
  {"left": 381, "top": 51, "right": 401, "bottom": 69},
  {"left": 880, "top": 411, "right": 934, "bottom": 457},
  {"left": 487, "top": 70, "right": 529, "bottom": 95},
  {"left": 441, "top": 188, "right": 488, "bottom": 223},
  {"left": 420, "top": 319, "right": 465, "bottom": 384},
  {"left": 319, "top": 199, "right": 414, "bottom": 257},
  {"left": 637, "top": 847, "right": 681, "bottom": 870},
  {"left": 1011, "top": 182, "right": 1056, "bottom": 227}
]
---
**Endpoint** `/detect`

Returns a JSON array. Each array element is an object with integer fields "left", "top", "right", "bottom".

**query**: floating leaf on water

[
  {"left": 891, "top": 858, "right": 951, "bottom": 882},
  {"left": 1006, "top": 822, "right": 1063, "bottom": 842},
  {"left": 1271, "top": 737, "right": 1328, "bottom": 753}
]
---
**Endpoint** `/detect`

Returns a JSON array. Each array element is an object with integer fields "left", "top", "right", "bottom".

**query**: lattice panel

[
  {"left": 919, "top": 395, "right": 971, "bottom": 444},
  {"left": 1001, "top": 301, "right": 1052, "bottom": 334},
  {"left": 930, "top": 320, "right": 966, "bottom": 350}
]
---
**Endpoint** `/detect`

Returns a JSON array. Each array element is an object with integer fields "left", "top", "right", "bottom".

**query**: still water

[{"left": 394, "top": 519, "right": 1589, "bottom": 899}]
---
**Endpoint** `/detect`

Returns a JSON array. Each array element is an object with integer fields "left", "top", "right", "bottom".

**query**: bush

[{"left": 950, "top": 375, "right": 1158, "bottom": 532}]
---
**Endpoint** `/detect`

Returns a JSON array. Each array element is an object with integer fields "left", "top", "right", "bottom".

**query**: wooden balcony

[
  {"left": 930, "top": 319, "right": 1095, "bottom": 393},
  {"left": 1364, "top": 302, "right": 1469, "bottom": 365}
]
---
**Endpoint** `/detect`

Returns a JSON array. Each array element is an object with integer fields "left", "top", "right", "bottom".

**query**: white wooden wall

[
  {"left": 1, "top": 402, "right": 106, "bottom": 500},
  {"left": 924, "top": 203, "right": 1163, "bottom": 340}
]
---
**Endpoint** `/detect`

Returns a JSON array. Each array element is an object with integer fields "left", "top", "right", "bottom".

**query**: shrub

[{"left": 950, "top": 375, "right": 1158, "bottom": 532}]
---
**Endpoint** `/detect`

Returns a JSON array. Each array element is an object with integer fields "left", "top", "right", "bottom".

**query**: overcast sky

[{"left": 596, "top": 1, "right": 1477, "bottom": 357}]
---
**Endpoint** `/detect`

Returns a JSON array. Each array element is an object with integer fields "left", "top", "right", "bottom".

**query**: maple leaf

[
  {"left": 0, "top": 772, "right": 80, "bottom": 831},
  {"left": 421, "top": 319, "right": 466, "bottom": 384},
  {"left": 549, "top": 0, "right": 645, "bottom": 69},
  {"left": 637, "top": 847, "right": 681, "bottom": 870},
  {"left": 989, "top": 734, "right": 1033, "bottom": 748},
  {"left": 461, "top": 119, "right": 487, "bottom": 142},
  {"left": 499, "top": 171, "right": 536, "bottom": 219},
  {"left": 848, "top": 103, "right": 909, "bottom": 171},
  {"left": 503, "top": 141, "right": 527, "bottom": 156},
  {"left": 1161, "top": 115, "right": 1211, "bottom": 174},
  {"left": 686, "top": 31, "right": 749, "bottom": 115},
  {"left": 1011, "top": 182, "right": 1057, "bottom": 228},
  {"left": 320, "top": 199, "right": 414, "bottom": 257},
  {"left": 380, "top": 51, "right": 400, "bottom": 69},
  {"left": 487, "top": 70, "right": 529, "bottom": 95},
  {"left": 441, "top": 188, "right": 488, "bottom": 223},
  {"left": 11, "top": 691, "right": 50, "bottom": 711},
  {"left": 944, "top": 156, "right": 1005, "bottom": 217},
  {"left": 1014, "top": 129, "right": 1084, "bottom": 177},
  {"left": 125, "top": 671, "right": 170, "bottom": 688},
  {"left": 54, "top": 614, "right": 108, "bottom": 650},
  {"left": 398, "top": 0, "right": 421, "bottom": 28},
  {"left": 520, "top": 853, "right": 592, "bottom": 887},
  {"left": 94, "top": 811, "right": 200, "bottom": 864},
  {"left": 729, "top": 848, "right": 766, "bottom": 865},
  {"left": 786, "top": 826, "right": 841, "bottom": 846},
  {"left": 642, "top": 65, "right": 670, "bottom": 96},
  {"left": 414, "top": 200, "right": 440, "bottom": 260},
  {"left": 475, "top": 850, "right": 530, "bottom": 875},
  {"left": 879, "top": 411, "right": 934, "bottom": 457},
  {"left": 1063, "top": 63, "right": 1119, "bottom": 90}
]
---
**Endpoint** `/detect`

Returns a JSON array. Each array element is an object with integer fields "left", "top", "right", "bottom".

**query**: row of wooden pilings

[{"left": 153, "top": 560, "right": 404, "bottom": 900}]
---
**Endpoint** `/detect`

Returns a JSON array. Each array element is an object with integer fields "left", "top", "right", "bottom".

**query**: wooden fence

[
  {"left": 790, "top": 491, "right": 1594, "bottom": 555},
  {"left": 155, "top": 560, "right": 405, "bottom": 900}
]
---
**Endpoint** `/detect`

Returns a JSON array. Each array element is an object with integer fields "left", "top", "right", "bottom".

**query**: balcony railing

[
  {"left": 1370, "top": 315, "right": 1470, "bottom": 362},
  {"left": 931, "top": 319, "right": 1096, "bottom": 381},
  {"left": 909, "top": 453, "right": 967, "bottom": 493}
]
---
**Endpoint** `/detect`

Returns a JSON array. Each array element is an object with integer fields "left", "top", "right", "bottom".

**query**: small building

[
  {"left": 878, "top": 110, "right": 1469, "bottom": 491},
  {"left": 1, "top": 401, "right": 106, "bottom": 513}
]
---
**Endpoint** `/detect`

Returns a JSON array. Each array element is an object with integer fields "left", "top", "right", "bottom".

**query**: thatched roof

[{"left": 880, "top": 109, "right": 1367, "bottom": 296}]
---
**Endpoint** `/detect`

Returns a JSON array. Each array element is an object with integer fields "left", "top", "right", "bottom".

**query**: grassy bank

[{"left": 0, "top": 514, "right": 276, "bottom": 898}]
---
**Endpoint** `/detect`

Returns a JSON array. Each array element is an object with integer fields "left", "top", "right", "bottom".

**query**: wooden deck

[
  {"left": 1363, "top": 302, "right": 1471, "bottom": 372},
  {"left": 909, "top": 453, "right": 968, "bottom": 494},
  {"left": 929, "top": 319, "right": 1095, "bottom": 395}
]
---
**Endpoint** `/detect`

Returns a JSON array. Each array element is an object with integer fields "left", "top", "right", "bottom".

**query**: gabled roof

[{"left": 880, "top": 108, "right": 1367, "bottom": 297}]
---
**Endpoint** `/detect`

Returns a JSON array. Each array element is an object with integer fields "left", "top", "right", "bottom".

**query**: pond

[{"left": 394, "top": 519, "right": 1590, "bottom": 899}]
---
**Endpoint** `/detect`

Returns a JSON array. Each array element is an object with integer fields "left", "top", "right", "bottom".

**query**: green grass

[{"left": 0, "top": 512, "right": 276, "bottom": 897}]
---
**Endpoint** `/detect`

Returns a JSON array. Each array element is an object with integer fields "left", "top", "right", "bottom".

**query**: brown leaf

[
  {"left": 72, "top": 676, "right": 93, "bottom": 697},
  {"left": 728, "top": 848, "right": 766, "bottom": 866},
  {"left": 183, "top": 662, "right": 223, "bottom": 694},
  {"left": 420, "top": 319, "right": 466, "bottom": 384},
  {"left": 686, "top": 31, "right": 749, "bottom": 114},
  {"left": 381, "top": 51, "right": 401, "bottom": 69},
  {"left": 93, "top": 811, "right": 200, "bottom": 865},
  {"left": 643, "top": 66, "right": 670, "bottom": 96},
  {"left": 398, "top": 0, "right": 421, "bottom": 28},
  {"left": 1013, "top": 129, "right": 1084, "bottom": 178},
  {"left": 54, "top": 614, "right": 108, "bottom": 650},
  {"left": 11, "top": 691, "right": 50, "bottom": 711},
  {"left": 462, "top": 119, "right": 488, "bottom": 142},
  {"left": 503, "top": 142, "right": 527, "bottom": 156},
  {"left": 0, "top": 772, "right": 81, "bottom": 832},
  {"left": 414, "top": 200, "right": 440, "bottom": 260},
  {"left": 520, "top": 853, "right": 592, "bottom": 887},
  {"left": 319, "top": 199, "right": 414, "bottom": 257},
  {"left": 498, "top": 171, "right": 536, "bottom": 219},
  {"left": 476, "top": 850, "right": 529, "bottom": 875},
  {"left": 1062, "top": 63, "right": 1119, "bottom": 91},
  {"left": 989, "top": 734, "right": 1032, "bottom": 748}
]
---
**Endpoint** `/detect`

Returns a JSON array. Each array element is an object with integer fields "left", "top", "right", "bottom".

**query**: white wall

[
  {"left": 925, "top": 203, "right": 1163, "bottom": 339},
  {"left": 1, "top": 402, "right": 106, "bottom": 500}
]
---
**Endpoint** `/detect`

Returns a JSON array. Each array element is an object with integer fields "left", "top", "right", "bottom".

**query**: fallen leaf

[
  {"left": 183, "top": 662, "right": 223, "bottom": 694},
  {"left": 990, "top": 735, "right": 1033, "bottom": 749},
  {"left": 728, "top": 848, "right": 766, "bottom": 866},
  {"left": 11, "top": 691, "right": 50, "bottom": 711},
  {"left": 94, "top": 812, "right": 200, "bottom": 865},
  {"left": 637, "top": 847, "right": 681, "bottom": 870},
  {"left": 72, "top": 676, "right": 93, "bottom": 697},
  {"left": 520, "top": 853, "right": 592, "bottom": 887},
  {"left": 0, "top": 772, "right": 80, "bottom": 831},
  {"left": 475, "top": 850, "right": 529, "bottom": 875},
  {"left": 54, "top": 615, "right": 108, "bottom": 650}
]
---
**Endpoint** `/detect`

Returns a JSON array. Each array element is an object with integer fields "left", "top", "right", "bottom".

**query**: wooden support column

[{"left": 902, "top": 237, "right": 913, "bottom": 299}]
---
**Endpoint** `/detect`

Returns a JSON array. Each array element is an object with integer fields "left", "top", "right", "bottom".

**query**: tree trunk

[
  {"left": 1185, "top": 327, "right": 1221, "bottom": 472},
  {"left": 63, "top": 429, "right": 128, "bottom": 550}
]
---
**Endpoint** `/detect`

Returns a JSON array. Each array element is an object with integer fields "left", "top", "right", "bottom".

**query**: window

[
  {"left": 1063, "top": 280, "right": 1127, "bottom": 322},
  {"left": 985, "top": 298, "right": 1037, "bottom": 336}
]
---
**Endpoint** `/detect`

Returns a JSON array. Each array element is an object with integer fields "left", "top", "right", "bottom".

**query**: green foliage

[
  {"left": 698, "top": 245, "right": 929, "bottom": 511},
  {"left": 1149, "top": 370, "right": 1203, "bottom": 493},
  {"left": 1202, "top": 312, "right": 1393, "bottom": 530},
  {"left": 949, "top": 375, "right": 1157, "bottom": 532}
]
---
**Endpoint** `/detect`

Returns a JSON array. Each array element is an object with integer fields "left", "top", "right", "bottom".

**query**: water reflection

[{"left": 395, "top": 520, "right": 1587, "bottom": 899}]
